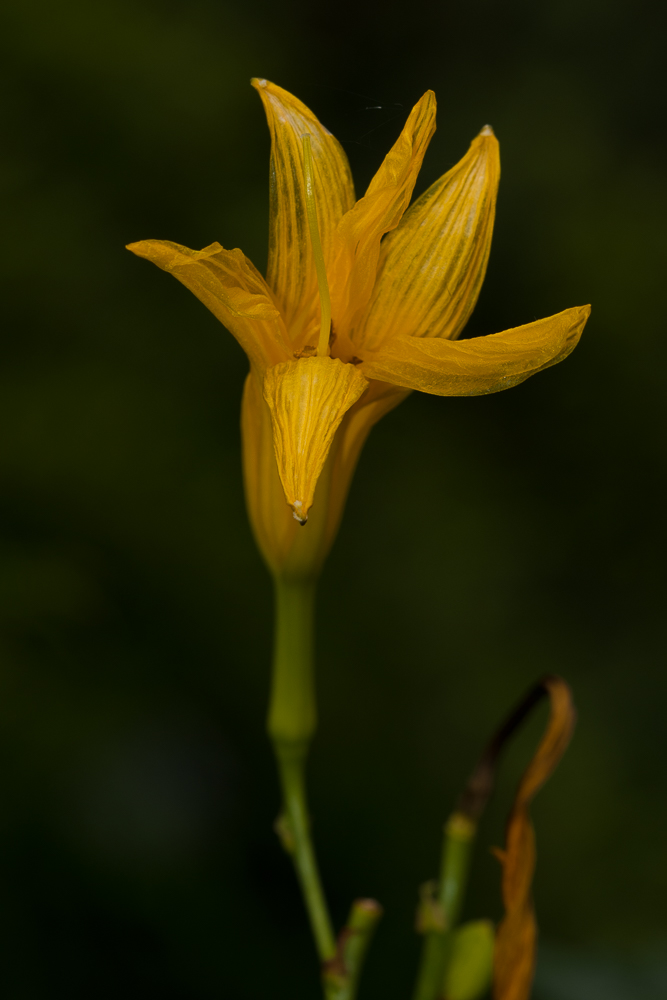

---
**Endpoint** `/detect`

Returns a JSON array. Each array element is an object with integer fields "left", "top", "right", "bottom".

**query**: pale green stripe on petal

[
  {"left": 252, "top": 78, "right": 355, "bottom": 347},
  {"left": 357, "top": 127, "right": 500, "bottom": 352},
  {"left": 328, "top": 91, "right": 437, "bottom": 342}
]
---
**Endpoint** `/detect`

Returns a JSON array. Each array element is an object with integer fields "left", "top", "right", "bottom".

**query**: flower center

[{"left": 302, "top": 134, "right": 332, "bottom": 358}]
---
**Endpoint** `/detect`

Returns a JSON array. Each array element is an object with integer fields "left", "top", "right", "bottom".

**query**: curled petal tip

[
  {"left": 251, "top": 77, "right": 268, "bottom": 90},
  {"left": 479, "top": 124, "right": 495, "bottom": 137},
  {"left": 291, "top": 501, "right": 308, "bottom": 525}
]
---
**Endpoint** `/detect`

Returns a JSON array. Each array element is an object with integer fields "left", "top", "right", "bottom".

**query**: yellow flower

[{"left": 127, "top": 79, "right": 590, "bottom": 583}]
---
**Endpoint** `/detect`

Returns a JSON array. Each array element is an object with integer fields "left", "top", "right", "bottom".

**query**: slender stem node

[
  {"left": 411, "top": 677, "right": 564, "bottom": 1000},
  {"left": 324, "top": 898, "right": 383, "bottom": 1000},
  {"left": 275, "top": 741, "right": 336, "bottom": 963},
  {"left": 269, "top": 579, "right": 336, "bottom": 970},
  {"left": 412, "top": 812, "right": 476, "bottom": 1000}
]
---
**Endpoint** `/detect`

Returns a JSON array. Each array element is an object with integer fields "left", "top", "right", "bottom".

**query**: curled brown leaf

[{"left": 492, "top": 676, "right": 576, "bottom": 1000}]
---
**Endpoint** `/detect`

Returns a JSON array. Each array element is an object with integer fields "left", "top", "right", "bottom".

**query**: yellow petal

[
  {"left": 357, "top": 126, "right": 500, "bottom": 352},
  {"left": 262, "top": 357, "right": 368, "bottom": 523},
  {"left": 358, "top": 305, "right": 590, "bottom": 395},
  {"left": 493, "top": 678, "right": 576, "bottom": 1000},
  {"left": 251, "top": 79, "right": 355, "bottom": 345},
  {"left": 328, "top": 91, "right": 437, "bottom": 344},
  {"left": 126, "top": 239, "right": 289, "bottom": 371},
  {"left": 242, "top": 368, "right": 332, "bottom": 581},
  {"left": 242, "top": 370, "right": 398, "bottom": 582}
]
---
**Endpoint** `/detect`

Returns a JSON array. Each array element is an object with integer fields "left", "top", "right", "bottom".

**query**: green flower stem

[
  {"left": 269, "top": 579, "right": 337, "bottom": 966},
  {"left": 323, "top": 898, "right": 383, "bottom": 1000},
  {"left": 412, "top": 812, "right": 476, "bottom": 1000}
]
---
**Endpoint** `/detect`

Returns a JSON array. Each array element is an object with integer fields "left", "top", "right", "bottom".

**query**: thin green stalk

[
  {"left": 323, "top": 899, "right": 383, "bottom": 1000},
  {"left": 411, "top": 679, "right": 559, "bottom": 1000},
  {"left": 412, "top": 813, "right": 476, "bottom": 1000},
  {"left": 269, "top": 579, "right": 336, "bottom": 966},
  {"left": 275, "top": 741, "right": 336, "bottom": 963}
]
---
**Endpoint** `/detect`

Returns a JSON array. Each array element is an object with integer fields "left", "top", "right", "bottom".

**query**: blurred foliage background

[{"left": 1, "top": 0, "right": 666, "bottom": 997}]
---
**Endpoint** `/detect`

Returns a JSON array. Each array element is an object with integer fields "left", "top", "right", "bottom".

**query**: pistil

[{"left": 302, "top": 134, "right": 332, "bottom": 357}]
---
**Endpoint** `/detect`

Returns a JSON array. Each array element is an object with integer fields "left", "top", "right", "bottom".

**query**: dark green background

[{"left": 1, "top": 0, "right": 665, "bottom": 997}]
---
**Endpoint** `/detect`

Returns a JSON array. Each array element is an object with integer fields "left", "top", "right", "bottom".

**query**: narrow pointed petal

[
  {"left": 328, "top": 91, "right": 437, "bottom": 341},
  {"left": 127, "top": 239, "right": 290, "bottom": 371},
  {"left": 242, "top": 370, "right": 398, "bottom": 581},
  {"left": 359, "top": 305, "right": 590, "bottom": 396},
  {"left": 251, "top": 79, "right": 355, "bottom": 342},
  {"left": 263, "top": 357, "right": 368, "bottom": 523},
  {"left": 357, "top": 126, "right": 500, "bottom": 352}
]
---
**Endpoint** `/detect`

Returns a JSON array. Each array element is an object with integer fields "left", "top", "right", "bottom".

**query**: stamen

[{"left": 302, "top": 134, "right": 332, "bottom": 357}]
